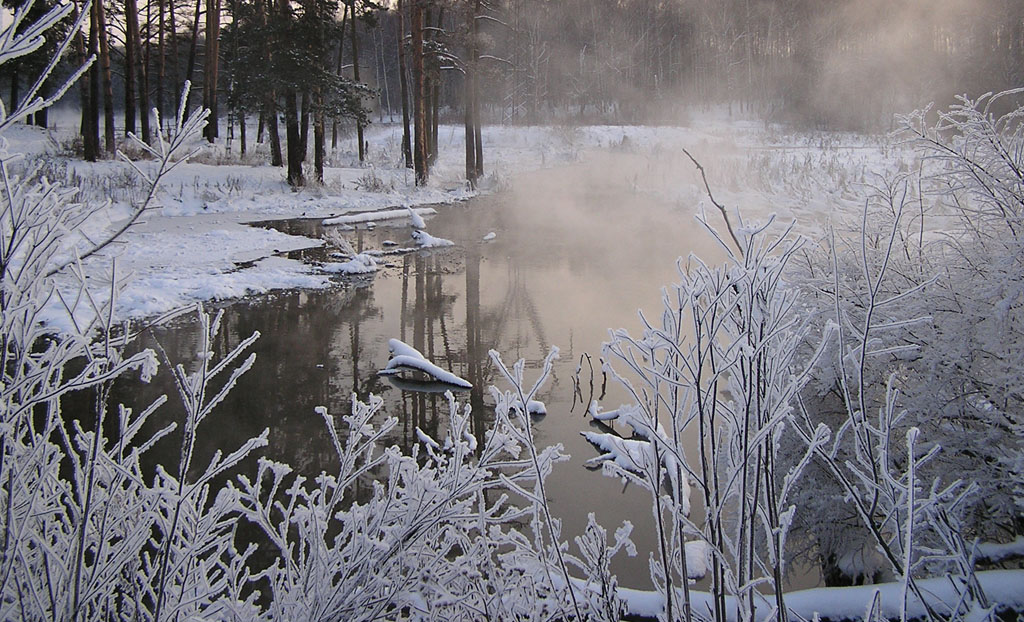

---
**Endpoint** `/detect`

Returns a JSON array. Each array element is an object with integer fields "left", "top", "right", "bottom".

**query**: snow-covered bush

[
  {"left": 587, "top": 216, "right": 830, "bottom": 622},
  {"left": 784, "top": 90, "right": 1024, "bottom": 619}
]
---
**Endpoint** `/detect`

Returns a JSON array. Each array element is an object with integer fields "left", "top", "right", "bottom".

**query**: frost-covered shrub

[
  {"left": 587, "top": 216, "right": 829, "bottom": 622},
  {"left": 783, "top": 91, "right": 1024, "bottom": 618}
]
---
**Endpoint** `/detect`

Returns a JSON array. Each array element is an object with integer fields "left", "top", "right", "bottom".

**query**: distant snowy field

[{"left": 11, "top": 111, "right": 900, "bottom": 330}]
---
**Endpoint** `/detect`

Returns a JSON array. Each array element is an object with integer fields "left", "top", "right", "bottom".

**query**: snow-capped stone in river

[
  {"left": 378, "top": 338, "right": 472, "bottom": 388},
  {"left": 320, "top": 253, "right": 378, "bottom": 274}
]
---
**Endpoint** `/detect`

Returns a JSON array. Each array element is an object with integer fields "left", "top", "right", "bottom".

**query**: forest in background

[
  {"left": 2, "top": 0, "right": 1023, "bottom": 187},
  {"left": 1, "top": 2, "right": 1023, "bottom": 620}
]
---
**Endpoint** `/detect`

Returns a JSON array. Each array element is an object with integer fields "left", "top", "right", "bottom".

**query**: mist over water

[{"left": 378, "top": 0, "right": 1023, "bottom": 131}]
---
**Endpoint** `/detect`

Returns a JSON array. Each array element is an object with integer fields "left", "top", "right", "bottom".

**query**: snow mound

[
  {"left": 411, "top": 229, "right": 454, "bottom": 248},
  {"left": 378, "top": 338, "right": 472, "bottom": 388}
]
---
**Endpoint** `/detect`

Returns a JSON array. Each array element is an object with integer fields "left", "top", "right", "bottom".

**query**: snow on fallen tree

[
  {"left": 378, "top": 338, "right": 472, "bottom": 388},
  {"left": 322, "top": 206, "right": 436, "bottom": 226}
]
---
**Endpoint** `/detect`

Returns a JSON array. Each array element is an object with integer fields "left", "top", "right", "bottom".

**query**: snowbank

[{"left": 618, "top": 569, "right": 1024, "bottom": 621}]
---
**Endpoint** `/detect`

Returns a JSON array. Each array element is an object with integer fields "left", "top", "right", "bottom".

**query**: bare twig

[{"left": 682, "top": 147, "right": 743, "bottom": 256}]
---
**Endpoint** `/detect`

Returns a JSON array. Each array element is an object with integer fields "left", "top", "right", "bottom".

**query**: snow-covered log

[{"left": 322, "top": 206, "right": 436, "bottom": 226}]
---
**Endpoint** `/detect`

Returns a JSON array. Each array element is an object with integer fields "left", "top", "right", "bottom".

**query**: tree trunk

[
  {"left": 350, "top": 1, "right": 364, "bottom": 162},
  {"left": 397, "top": 0, "right": 412, "bottom": 168},
  {"left": 158, "top": 0, "right": 166, "bottom": 131},
  {"left": 427, "top": 8, "right": 441, "bottom": 164},
  {"left": 471, "top": 0, "right": 482, "bottom": 178},
  {"left": 9, "top": 70, "right": 18, "bottom": 118},
  {"left": 203, "top": 0, "right": 221, "bottom": 142},
  {"left": 169, "top": 0, "right": 181, "bottom": 105},
  {"left": 145, "top": 0, "right": 152, "bottom": 131},
  {"left": 184, "top": 0, "right": 202, "bottom": 112},
  {"left": 33, "top": 84, "right": 48, "bottom": 127},
  {"left": 257, "top": 0, "right": 281, "bottom": 166},
  {"left": 463, "top": 1, "right": 475, "bottom": 186},
  {"left": 74, "top": 0, "right": 87, "bottom": 136},
  {"left": 331, "top": 2, "right": 349, "bottom": 150},
  {"left": 299, "top": 89, "right": 309, "bottom": 161},
  {"left": 257, "top": 108, "right": 265, "bottom": 143},
  {"left": 125, "top": 0, "right": 138, "bottom": 135},
  {"left": 84, "top": 0, "right": 100, "bottom": 161},
  {"left": 267, "top": 95, "right": 283, "bottom": 166},
  {"left": 239, "top": 110, "right": 246, "bottom": 155},
  {"left": 127, "top": 0, "right": 151, "bottom": 144},
  {"left": 314, "top": 87, "right": 325, "bottom": 183},
  {"left": 284, "top": 89, "right": 303, "bottom": 186},
  {"left": 411, "top": 0, "right": 427, "bottom": 184},
  {"left": 97, "top": 0, "right": 116, "bottom": 153}
]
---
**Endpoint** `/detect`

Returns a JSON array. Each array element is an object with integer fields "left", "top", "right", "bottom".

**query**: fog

[{"left": 379, "top": 0, "right": 1023, "bottom": 131}]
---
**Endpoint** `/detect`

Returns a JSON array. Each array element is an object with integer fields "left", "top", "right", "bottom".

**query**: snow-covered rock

[
  {"left": 411, "top": 229, "right": 454, "bottom": 248},
  {"left": 378, "top": 338, "right": 472, "bottom": 388},
  {"left": 320, "top": 253, "right": 378, "bottom": 275}
]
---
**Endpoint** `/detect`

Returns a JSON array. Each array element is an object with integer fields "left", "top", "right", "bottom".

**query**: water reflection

[{"left": 82, "top": 151, "right": 739, "bottom": 588}]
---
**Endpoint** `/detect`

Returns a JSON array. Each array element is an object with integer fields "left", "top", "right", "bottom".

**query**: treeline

[{"left": 2, "top": 0, "right": 1022, "bottom": 186}]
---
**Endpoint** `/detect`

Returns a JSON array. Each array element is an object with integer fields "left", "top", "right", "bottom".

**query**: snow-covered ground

[{"left": 17, "top": 110, "right": 899, "bottom": 331}]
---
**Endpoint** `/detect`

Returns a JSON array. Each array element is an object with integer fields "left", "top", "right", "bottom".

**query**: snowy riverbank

[{"left": 19, "top": 111, "right": 895, "bottom": 331}]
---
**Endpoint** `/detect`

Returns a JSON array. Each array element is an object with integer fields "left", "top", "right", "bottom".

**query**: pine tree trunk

[
  {"left": 427, "top": 8, "right": 441, "bottom": 164},
  {"left": 203, "top": 0, "right": 221, "bottom": 142},
  {"left": 169, "top": 0, "right": 181, "bottom": 102},
  {"left": 314, "top": 88, "right": 325, "bottom": 183},
  {"left": 397, "top": 0, "right": 412, "bottom": 169},
  {"left": 284, "top": 88, "right": 303, "bottom": 186},
  {"left": 9, "top": 70, "right": 17, "bottom": 117},
  {"left": 158, "top": 0, "right": 166, "bottom": 132},
  {"left": 127, "top": 0, "right": 151, "bottom": 144},
  {"left": 411, "top": 0, "right": 427, "bottom": 184},
  {"left": 257, "top": 108, "right": 265, "bottom": 143},
  {"left": 429, "top": 75, "right": 439, "bottom": 163},
  {"left": 463, "top": 1, "right": 477, "bottom": 185},
  {"left": 471, "top": 0, "right": 482, "bottom": 178},
  {"left": 257, "top": 0, "right": 281, "bottom": 166},
  {"left": 332, "top": 3, "right": 349, "bottom": 150},
  {"left": 237, "top": 109, "right": 245, "bottom": 154},
  {"left": 84, "top": 0, "right": 100, "bottom": 161},
  {"left": 33, "top": 83, "right": 48, "bottom": 128},
  {"left": 350, "top": 1, "right": 364, "bottom": 162},
  {"left": 184, "top": 0, "right": 202, "bottom": 112},
  {"left": 97, "top": 0, "right": 116, "bottom": 153},
  {"left": 267, "top": 95, "right": 283, "bottom": 166},
  {"left": 75, "top": 0, "right": 88, "bottom": 136},
  {"left": 299, "top": 89, "right": 309, "bottom": 161},
  {"left": 144, "top": 0, "right": 153, "bottom": 135},
  {"left": 125, "top": 0, "right": 138, "bottom": 135}
]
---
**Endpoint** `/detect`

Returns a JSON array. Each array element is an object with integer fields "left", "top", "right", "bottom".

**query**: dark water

[{"left": 99, "top": 152, "right": 744, "bottom": 589}]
